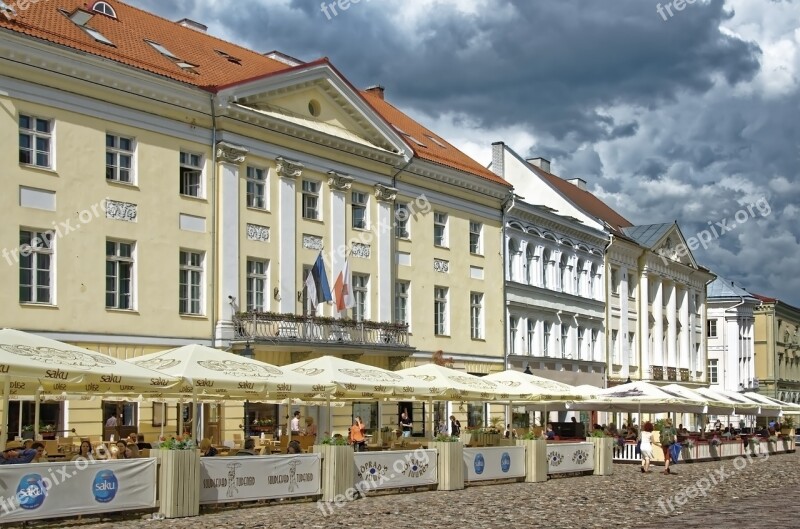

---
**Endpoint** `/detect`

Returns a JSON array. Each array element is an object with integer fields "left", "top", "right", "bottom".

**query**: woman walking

[
  {"left": 658, "top": 418, "right": 678, "bottom": 474},
  {"left": 639, "top": 421, "right": 655, "bottom": 473}
]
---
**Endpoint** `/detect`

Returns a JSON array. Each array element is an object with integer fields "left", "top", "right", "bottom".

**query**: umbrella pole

[
  {"left": 160, "top": 402, "right": 165, "bottom": 440},
  {"left": 428, "top": 397, "right": 433, "bottom": 439},
  {"left": 34, "top": 390, "right": 41, "bottom": 440},
  {"left": 178, "top": 399, "right": 184, "bottom": 437},
  {"left": 1, "top": 376, "right": 9, "bottom": 450},
  {"left": 192, "top": 389, "right": 199, "bottom": 442},
  {"left": 326, "top": 394, "right": 332, "bottom": 438}
]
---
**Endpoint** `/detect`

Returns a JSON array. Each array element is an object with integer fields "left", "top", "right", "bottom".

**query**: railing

[
  {"left": 666, "top": 367, "right": 677, "bottom": 381},
  {"left": 650, "top": 365, "right": 663, "bottom": 381},
  {"left": 233, "top": 312, "right": 411, "bottom": 348},
  {"left": 679, "top": 368, "right": 690, "bottom": 382}
]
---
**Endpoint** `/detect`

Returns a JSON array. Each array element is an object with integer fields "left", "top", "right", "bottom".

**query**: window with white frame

[
  {"left": 543, "top": 322, "right": 552, "bottom": 356},
  {"left": 707, "top": 319, "right": 717, "bottom": 338},
  {"left": 577, "top": 326, "right": 585, "bottom": 360},
  {"left": 575, "top": 259, "right": 585, "bottom": 295},
  {"left": 541, "top": 249, "right": 551, "bottom": 288},
  {"left": 525, "top": 246, "right": 535, "bottom": 284},
  {"left": 352, "top": 191, "right": 367, "bottom": 229},
  {"left": 591, "top": 329, "right": 599, "bottom": 359},
  {"left": 106, "top": 134, "right": 134, "bottom": 183},
  {"left": 353, "top": 274, "right": 369, "bottom": 321},
  {"left": 470, "top": 292, "right": 483, "bottom": 339},
  {"left": 395, "top": 281, "right": 409, "bottom": 325},
  {"left": 589, "top": 263, "right": 597, "bottom": 299},
  {"left": 628, "top": 332, "right": 636, "bottom": 364},
  {"left": 708, "top": 359, "right": 718, "bottom": 384},
  {"left": 610, "top": 267, "right": 620, "bottom": 295},
  {"left": 434, "top": 286, "right": 448, "bottom": 335},
  {"left": 246, "top": 259, "right": 268, "bottom": 312},
  {"left": 527, "top": 319, "right": 536, "bottom": 355},
  {"left": 106, "top": 240, "right": 134, "bottom": 310},
  {"left": 509, "top": 316, "right": 518, "bottom": 355},
  {"left": 628, "top": 273, "right": 637, "bottom": 298},
  {"left": 19, "top": 229, "right": 54, "bottom": 304},
  {"left": 19, "top": 114, "right": 52, "bottom": 168},
  {"left": 561, "top": 324, "right": 569, "bottom": 357},
  {"left": 302, "top": 180, "right": 320, "bottom": 220},
  {"left": 433, "top": 212, "right": 448, "bottom": 247},
  {"left": 246, "top": 166, "right": 267, "bottom": 209},
  {"left": 611, "top": 330, "right": 619, "bottom": 364},
  {"left": 560, "top": 254, "right": 570, "bottom": 293},
  {"left": 469, "top": 221, "right": 483, "bottom": 255},
  {"left": 179, "top": 250, "right": 204, "bottom": 315},
  {"left": 179, "top": 151, "right": 203, "bottom": 197},
  {"left": 395, "top": 203, "right": 410, "bottom": 238}
]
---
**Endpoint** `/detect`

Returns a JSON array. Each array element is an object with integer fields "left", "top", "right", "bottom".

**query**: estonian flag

[{"left": 305, "top": 252, "right": 333, "bottom": 310}]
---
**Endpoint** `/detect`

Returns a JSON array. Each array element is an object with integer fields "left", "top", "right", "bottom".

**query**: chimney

[
  {"left": 567, "top": 178, "right": 587, "bottom": 191},
  {"left": 365, "top": 85, "right": 385, "bottom": 100},
  {"left": 491, "top": 142, "right": 505, "bottom": 177},
  {"left": 177, "top": 18, "right": 208, "bottom": 33},
  {"left": 527, "top": 157, "right": 551, "bottom": 173}
]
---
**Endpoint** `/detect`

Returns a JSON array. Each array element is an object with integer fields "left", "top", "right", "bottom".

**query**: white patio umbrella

[
  {"left": 694, "top": 387, "right": 760, "bottom": 415},
  {"left": 569, "top": 381, "right": 707, "bottom": 414},
  {"left": 661, "top": 384, "right": 735, "bottom": 415},
  {"left": 483, "top": 370, "right": 585, "bottom": 401},
  {"left": 734, "top": 392, "right": 800, "bottom": 415},
  {"left": 0, "top": 328, "right": 180, "bottom": 449}
]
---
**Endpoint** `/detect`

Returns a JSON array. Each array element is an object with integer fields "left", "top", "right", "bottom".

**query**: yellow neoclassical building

[
  {"left": 753, "top": 295, "right": 800, "bottom": 406},
  {"left": 0, "top": 1, "right": 510, "bottom": 444}
]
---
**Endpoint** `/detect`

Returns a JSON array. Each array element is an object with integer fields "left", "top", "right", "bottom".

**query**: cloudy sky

[{"left": 131, "top": 0, "right": 800, "bottom": 305}]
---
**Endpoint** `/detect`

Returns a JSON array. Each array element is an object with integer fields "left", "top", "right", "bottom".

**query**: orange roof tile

[
  {"left": 0, "top": 0, "right": 291, "bottom": 89},
  {"left": 528, "top": 164, "right": 633, "bottom": 232},
  {"left": 361, "top": 90, "right": 511, "bottom": 187}
]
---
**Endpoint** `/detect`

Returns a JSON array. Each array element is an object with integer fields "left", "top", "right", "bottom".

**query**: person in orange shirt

[{"left": 349, "top": 417, "right": 366, "bottom": 452}]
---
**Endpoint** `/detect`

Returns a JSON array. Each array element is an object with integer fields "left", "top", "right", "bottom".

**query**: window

[
  {"left": 146, "top": 40, "right": 179, "bottom": 60},
  {"left": 526, "top": 246, "right": 535, "bottom": 284},
  {"left": 577, "top": 327, "right": 585, "bottom": 360},
  {"left": 19, "top": 114, "right": 52, "bottom": 168},
  {"left": 353, "top": 274, "right": 369, "bottom": 321},
  {"left": 509, "top": 316, "right": 518, "bottom": 355},
  {"left": 610, "top": 268, "right": 619, "bottom": 295},
  {"left": 469, "top": 221, "right": 482, "bottom": 255},
  {"left": 246, "top": 259, "right": 268, "bottom": 312},
  {"left": 541, "top": 249, "right": 551, "bottom": 288},
  {"left": 106, "top": 134, "right": 134, "bottom": 183},
  {"left": 179, "top": 151, "right": 203, "bottom": 197},
  {"left": 433, "top": 212, "right": 448, "bottom": 247},
  {"left": 467, "top": 402, "right": 485, "bottom": 428},
  {"left": 93, "top": 2, "right": 117, "bottom": 17},
  {"left": 82, "top": 27, "right": 114, "bottom": 46},
  {"left": 395, "top": 203, "right": 410, "bottom": 238},
  {"left": 352, "top": 192, "right": 367, "bottom": 229},
  {"left": 302, "top": 180, "right": 319, "bottom": 220},
  {"left": 591, "top": 329, "right": 599, "bottom": 360},
  {"left": 470, "top": 292, "right": 483, "bottom": 339},
  {"left": 179, "top": 250, "right": 203, "bottom": 315},
  {"left": 561, "top": 324, "right": 569, "bottom": 357},
  {"left": 588, "top": 264, "right": 597, "bottom": 299},
  {"left": 19, "top": 229, "right": 53, "bottom": 304},
  {"left": 628, "top": 274, "right": 637, "bottom": 299},
  {"left": 246, "top": 166, "right": 267, "bottom": 209},
  {"left": 575, "top": 259, "right": 585, "bottom": 295},
  {"left": 395, "top": 281, "right": 409, "bottom": 325},
  {"left": 707, "top": 319, "right": 717, "bottom": 338},
  {"left": 628, "top": 332, "right": 636, "bottom": 364},
  {"left": 106, "top": 240, "right": 133, "bottom": 309},
  {"left": 527, "top": 320, "right": 536, "bottom": 355},
  {"left": 611, "top": 330, "right": 619, "bottom": 364},
  {"left": 543, "top": 322, "right": 552, "bottom": 356},
  {"left": 708, "top": 359, "right": 718, "bottom": 384},
  {"left": 434, "top": 286, "right": 448, "bottom": 335},
  {"left": 560, "top": 254, "right": 570, "bottom": 293}
]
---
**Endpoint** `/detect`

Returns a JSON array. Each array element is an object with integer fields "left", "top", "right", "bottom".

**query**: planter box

[
  {"left": 588, "top": 437, "right": 614, "bottom": 476},
  {"left": 471, "top": 432, "right": 500, "bottom": 447},
  {"left": 312, "top": 444, "right": 355, "bottom": 502},
  {"left": 460, "top": 432, "right": 472, "bottom": 446},
  {"left": 427, "top": 441, "right": 463, "bottom": 491},
  {"left": 151, "top": 449, "right": 200, "bottom": 519},
  {"left": 516, "top": 439, "right": 547, "bottom": 483}
]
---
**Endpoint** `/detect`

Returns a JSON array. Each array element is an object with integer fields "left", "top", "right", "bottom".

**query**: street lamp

[{"left": 240, "top": 342, "right": 254, "bottom": 437}]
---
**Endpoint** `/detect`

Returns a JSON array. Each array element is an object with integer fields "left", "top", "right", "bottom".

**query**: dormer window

[
  {"left": 83, "top": 27, "right": 114, "bottom": 46},
  {"left": 214, "top": 49, "right": 242, "bottom": 65},
  {"left": 92, "top": 1, "right": 117, "bottom": 18},
  {"left": 60, "top": 7, "right": 115, "bottom": 46},
  {"left": 145, "top": 40, "right": 179, "bottom": 60}
]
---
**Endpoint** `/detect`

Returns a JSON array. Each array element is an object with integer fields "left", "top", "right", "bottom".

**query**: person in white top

[
  {"left": 639, "top": 421, "right": 655, "bottom": 473},
  {"left": 290, "top": 411, "right": 301, "bottom": 435}
]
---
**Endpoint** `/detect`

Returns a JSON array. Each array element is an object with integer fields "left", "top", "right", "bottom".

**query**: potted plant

[
  {"left": 21, "top": 424, "right": 34, "bottom": 440},
  {"left": 428, "top": 434, "right": 464, "bottom": 491},
  {"left": 313, "top": 436, "right": 355, "bottom": 501},
  {"left": 516, "top": 431, "right": 547, "bottom": 482},
  {"left": 781, "top": 417, "right": 794, "bottom": 436},
  {"left": 151, "top": 434, "right": 200, "bottom": 518}
]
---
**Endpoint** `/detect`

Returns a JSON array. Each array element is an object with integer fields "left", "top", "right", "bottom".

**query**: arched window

[
  {"left": 525, "top": 245, "right": 535, "bottom": 284},
  {"left": 588, "top": 263, "right": 597, "bottom": 299},
  {"left": 541, "top": 249, "right": 551, "bottom": 288},
  {"left": 560, "top": 254, "right": 570, "bottom": 293},
  {"left": 576, "top": 258, "right": 585, "bottom": 296},
  {"left": 507, "top": 239, "right": 520, "bottom": 281},
  {"left": 92, "top": 1, "right": 117, "bottom": 18}
]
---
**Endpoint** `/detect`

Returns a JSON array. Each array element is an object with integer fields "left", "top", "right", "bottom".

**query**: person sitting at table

[
  {"left": 1, "top": 441, "right": 37, "bottom": 465},
  {"left": 23, "top": 439, "right": 34, "bottom": 450},
  {"left": 287, "top": 440, "right": 302, "bottom": 454},
  {"left": 625, "top": 426, "right": 638, "bottom": 440},
  {"left": 72, "top": 440, "right": 93, "bottom": 461},
  {"left": 545, "top": 424, "right": 556, "bottom": 440},
  {"left": 126, "top": 443, "right": 140, "bottom": 459},
  {"left": 113, "top": 440, "right": 130, "bottom": 459},
  {"left": 199, "top": 438, "right": 218, "bottom": 457},
  {"left": 503, "top": 424, "right": 517, "bottom": 439},
  {"left": 30, "top": 442, "right": 48, "bottom": 463},
  {"left": 305, "top": 416, "right": 317, "bottom": 438},
  {"left": 237, "top": 438, "right": 257, "bottom": 456}
]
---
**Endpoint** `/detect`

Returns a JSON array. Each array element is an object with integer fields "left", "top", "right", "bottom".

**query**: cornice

[
  {"left": 404, "top": 159, "right": 511, "bottom": 202},
  {"left": 509, "top": 203, "right": 608, "bottom": 247}
]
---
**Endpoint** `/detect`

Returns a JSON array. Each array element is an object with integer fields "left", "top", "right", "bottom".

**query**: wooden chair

[
  {"left": 44, "top": 440, "right": 59, "bottom": 455},
  {"left": 232, "top": 434, "right": 243, "bottom": 449}
]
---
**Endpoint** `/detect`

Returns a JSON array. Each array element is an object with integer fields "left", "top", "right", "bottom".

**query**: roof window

[
  {"left": 145, "top": 40, "right": 179, "bottom": 60},
  {"left": 425, "top": 135, "right": 447, "bottom": 149},
  {"left": 83, "top": 26, "right": 115, "bottom": 46},
  {"left": 214, "top": 49, "right": 242, "bottom": 65},
  {"left": 92, "top": 1, "right": 117, "bottom": 18}
]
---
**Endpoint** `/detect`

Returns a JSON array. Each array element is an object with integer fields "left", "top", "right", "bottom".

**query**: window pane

[{"left": 19, "top": 115, "right": 30, "bottom": 129}]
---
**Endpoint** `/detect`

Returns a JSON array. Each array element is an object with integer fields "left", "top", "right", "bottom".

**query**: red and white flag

[{"left": 333, "top": 260, "right": 354, "bottom": 312}]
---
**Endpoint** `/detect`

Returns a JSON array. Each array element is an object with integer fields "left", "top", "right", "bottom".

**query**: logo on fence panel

[
  {"left": 500, "top": 452, "right": 511, "bottom": 473},
  {"left": 474, "top": 453, "right": 485, "bottom": 474},
  {"left": 92, "top": 470, "right": 118, "bottom": 503},
  {"left": 16, "top": 474, "right": 47, "bottom": 510}
]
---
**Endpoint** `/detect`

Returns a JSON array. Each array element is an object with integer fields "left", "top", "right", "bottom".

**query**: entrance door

[
  {"left": 203, "top": 404, "right": 222, "bottom": 444},
  {"left": 102, "top": 401, "right": 138, "bottom": 441}
]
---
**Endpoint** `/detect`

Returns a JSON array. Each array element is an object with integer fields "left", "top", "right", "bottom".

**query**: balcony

[
  {"left": 650, "top": 365, "right": 664, "bottom": 381},
  {"left": 233, "top": 312, "right": 412, "bottom": 348},
  {"left": 679, "top": 368, "right": 690, "bottom": 382},
  {"left": 666, "top": 367, "right": 677, "bottom": 381}
]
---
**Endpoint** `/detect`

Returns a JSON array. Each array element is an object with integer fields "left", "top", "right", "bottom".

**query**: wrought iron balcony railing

[
  {"left": 650, "top": 365, "right": 664, "bottom": 381},
  {"left": 666, "top": 367, "right": 677, "bottom": 381},
  {"left": 233, "top": 312, "right": 411, "bottom": 348},
  {"left": 679, "top": 368, "right": 690, "bottom": 382}
]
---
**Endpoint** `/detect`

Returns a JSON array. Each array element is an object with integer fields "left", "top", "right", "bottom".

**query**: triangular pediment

[
  {"left": 216, "top": 63, "right": 410, "bottom": 157},
  {"left": 636, "top": 223, "right": 698, "bottom": 269}
]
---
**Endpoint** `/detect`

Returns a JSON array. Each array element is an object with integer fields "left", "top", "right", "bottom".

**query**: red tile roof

[
  {"left": 752, "top": 293, "right": 777, "bottom": 303},
  {"left": 528, "top": 164, "right": 633, "bottom": 232},
  {"left": 361, "top": 90, "right": 510, "bottom": 186},
  {"left": 2, "top": 1, "right": 509, "bottom": 187}
]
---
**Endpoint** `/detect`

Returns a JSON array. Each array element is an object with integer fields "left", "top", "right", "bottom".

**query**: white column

[
  {"left": 214, "top": 142, "right": 247, "bottom": 342},
  {"left": 725, "top": 317, "right": 740, "bottom": 392},
  {"left": 375, "top": 185, "right": 397, "bottom": 322},
  {"left": 653, "top": 276, "right": 664, "bottom": 368},
  {"left": 698, "top": 290, "right": 707, "bottom": 379},
  {"left": 666, "top": 281, "right": 677, "bottom": 369},
  {"left": 277, "top": 157, "right": 303, "bottom": 314},
  {"left": 679, "top": 287, "right": 690, "bottom": 369},
  {"left": 639, "top": 270, "right": 650, "bottom": 377},
  {"left": 620, "top": 268, "right": 630, "bottom": 378},
  {"left": 689, "top": 287, "right": 697, "bottom": 374},
  {"left": 327, "top": 172, "right": 353, "bottom": 317}
]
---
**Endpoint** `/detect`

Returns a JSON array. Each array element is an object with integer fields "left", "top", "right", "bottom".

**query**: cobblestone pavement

[{"left": 14, "top": 450, "right": 799, "bottom": 529}]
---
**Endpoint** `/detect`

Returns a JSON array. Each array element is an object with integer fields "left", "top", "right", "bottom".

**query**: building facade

[
  {"left": 753, "top": 295, "right": 800, "bottom": 405},
  {"left": 0, "top": 0, "right": 509, "bottom": 443}
]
